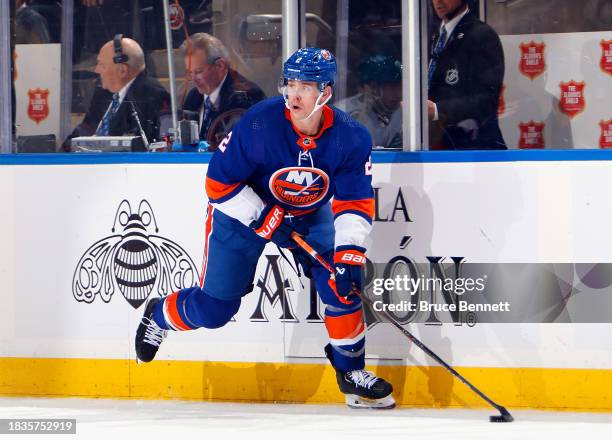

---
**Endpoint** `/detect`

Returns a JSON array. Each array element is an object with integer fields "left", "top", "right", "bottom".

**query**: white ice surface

[{"left": 1, "top": 398, "right": 612, "bottom": 440}]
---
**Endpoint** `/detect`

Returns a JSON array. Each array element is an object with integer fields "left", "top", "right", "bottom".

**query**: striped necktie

[
  {"left": 200, "top": 96, "right": 214, "bottom": 137},
  {"left": 427, "top": 27, "right": 448, "bottom": 90},
  {"left": 96, "top": 94, "right": 120, "bottom": 136}
]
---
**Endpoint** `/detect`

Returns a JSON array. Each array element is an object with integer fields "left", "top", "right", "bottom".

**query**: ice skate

[
  {"left": 324, "top": 344, "right": 395, "bottom": 409},
  {"left": 135, "top": 298, "right": 167, "bottom": 363},
  {"left": 336, "top": 368, "right": 396, "bottom": 409}
]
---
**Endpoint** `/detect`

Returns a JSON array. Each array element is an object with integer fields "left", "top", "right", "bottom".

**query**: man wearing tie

[
  {"left": 427, "top": 0, "right": 506, "bottom": 150},
  {"left": 181, "top": 33, "right": 265, "bottom": 145},
  {"left": 63, "top": 35, "right": 170, "bottom": 151}
]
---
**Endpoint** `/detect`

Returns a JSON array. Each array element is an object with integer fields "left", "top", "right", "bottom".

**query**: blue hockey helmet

[{"left": 281, "top": 47, "right": 337, "bottom": 91}]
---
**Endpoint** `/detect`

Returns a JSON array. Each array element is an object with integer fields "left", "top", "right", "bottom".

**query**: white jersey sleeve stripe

[
  {"left": 212, "top": 185, "right": 266, "bottom": 227},
  {"left": 334, "top": 213, "right": 372, "bottom": 249}
]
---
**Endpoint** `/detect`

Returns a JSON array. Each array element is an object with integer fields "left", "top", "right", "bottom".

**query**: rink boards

[{"left": 1, "top": 151, "right": 612, "bottom": 410}]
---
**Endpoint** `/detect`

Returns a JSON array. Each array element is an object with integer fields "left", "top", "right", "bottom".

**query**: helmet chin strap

[{"left": 285, "top": 90, "right": 332, "bottom": 122}]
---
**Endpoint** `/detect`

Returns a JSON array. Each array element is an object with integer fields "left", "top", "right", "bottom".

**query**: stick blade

[{"left": 490, "top": 407, "right": 514, "bottom": 423}]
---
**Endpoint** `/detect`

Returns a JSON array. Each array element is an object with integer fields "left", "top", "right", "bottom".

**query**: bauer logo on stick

[
  {"left": 269, "top": 166, "right": 330, "bottom": 208},
  {"left": 72, "top": 200, "right": 198, "bottom": 309}
]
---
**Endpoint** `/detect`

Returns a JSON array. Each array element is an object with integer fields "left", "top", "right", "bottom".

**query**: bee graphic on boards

[{"left": 72, "top": 200, "right": 199, "bottom": 309}]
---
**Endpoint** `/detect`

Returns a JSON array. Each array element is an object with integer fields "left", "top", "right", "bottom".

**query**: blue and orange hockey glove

[
  {"left": 250, "top": 204, "right": 308, "bottom": 248},
  {"left": 333, "top": 245, "right": 367, "bottom": 297}
]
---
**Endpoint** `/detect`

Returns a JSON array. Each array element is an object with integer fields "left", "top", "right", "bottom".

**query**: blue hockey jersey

[{"left": 205, "top": 96, "right": 375, "bottom": 248}]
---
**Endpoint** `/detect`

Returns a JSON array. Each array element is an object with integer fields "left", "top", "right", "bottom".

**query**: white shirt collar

[
  {"left": 95, "top": 76, "right": 137, "bottom": 134},
  {"left": 440, "top": 6, "right": 469, "bottom": 39},
  {"left": 204, "top": 72, "right": 228, "bottom": 109},
  {"left": 116, "top": 76, "right": 137, "bottom": 105}
]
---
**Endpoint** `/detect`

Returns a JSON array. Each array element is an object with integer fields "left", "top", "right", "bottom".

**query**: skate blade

[{"left": 345, "top": 394, "right": 396, "bottom": 409}]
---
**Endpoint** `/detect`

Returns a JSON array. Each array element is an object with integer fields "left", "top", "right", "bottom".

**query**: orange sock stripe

[
  {"left": 328, "top": 323, "right": 366, "bottom": 346},
  {"left": 163, "top": 292, "right": 191, "bottom": 331},
  {"left": 324, "top": 309, "right": 364, "bottom": 340}
]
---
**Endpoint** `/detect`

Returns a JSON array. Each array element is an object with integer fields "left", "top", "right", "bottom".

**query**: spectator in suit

[
  {"left": 181, "top": 33, "right": 265, "bottom": 144},
  {"left": 427, "top": 0, "right": 506, "bottom": 150},
  {"left": 63, "top": 36, "right": 171, "bottom": 151}
]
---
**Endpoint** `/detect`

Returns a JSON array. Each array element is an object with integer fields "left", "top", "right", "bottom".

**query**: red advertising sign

[
  {"left": 559, "top": 80, "right": 586, "bottom": 119},
  {"left": 519, "top": 41, "right": 546, "bottom": 80},
  {"left": 518, "top": 121, "right": 545, "bottom": 149},
  {"left": 601, "top": 40, "right": 612, "bottom": 76},
  {"left": 27, "top": 88, "right": 50, "bottom": 124},
  {"left": 600, "top": 120, "right": 612, "bottom": 149}
]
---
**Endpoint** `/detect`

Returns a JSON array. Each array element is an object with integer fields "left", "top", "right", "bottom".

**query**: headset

[{"left": 113, "top": 34, "right": 129, "bottom": 64}]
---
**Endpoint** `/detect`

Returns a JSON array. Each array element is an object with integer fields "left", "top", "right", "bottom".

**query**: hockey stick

[{"left": 291, "top": 232, "right": 514, "bottom": 423}]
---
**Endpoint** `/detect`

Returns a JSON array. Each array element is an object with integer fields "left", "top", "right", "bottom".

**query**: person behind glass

[
  {"left": 339, "top": 54, "right": 403, "bottom": 148},
  {"left": 63, "top": 35, "right": 170, "bottom": 151},
  {"left": 14, "top": 0, "right": 52, "bottom": 44},
  {"left": 427, "top": 0, "right": 506, "bottom": 150},
  {"left": 181, "top": 33, "right": 265, "bottom": 143}
]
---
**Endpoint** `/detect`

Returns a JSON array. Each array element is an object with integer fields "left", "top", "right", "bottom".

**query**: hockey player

[
  {"left": 338, "top": 54, "right": 403, "bottom": 149},
  {"left": 135, "top": 47, "right": 395, "bottom": 409}
]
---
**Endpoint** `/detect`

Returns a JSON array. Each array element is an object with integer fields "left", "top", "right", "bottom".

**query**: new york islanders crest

[{"left": 269, "top": 167, "right": 330, "bottom": 208}]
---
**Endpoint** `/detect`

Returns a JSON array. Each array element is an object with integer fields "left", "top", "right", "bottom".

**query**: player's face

[
  {"left": 432, "top": 0, "right": 464, "bottom": 20},
  {"left": 380, "top": 82, "right": 402, "bottom": 110},
  {"left": 286, "top": 80, "right": 324, "bottom": 118},
  {"left": 95, "top": 42, "right": 126, "bottom": 93},
  {"left": 186, "top": 49, "right": 225, "bottom": 95}
]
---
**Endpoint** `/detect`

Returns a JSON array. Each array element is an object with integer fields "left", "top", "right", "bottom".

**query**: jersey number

[{"left": 217, "top": 131, "right": 233, "bottom": 153}]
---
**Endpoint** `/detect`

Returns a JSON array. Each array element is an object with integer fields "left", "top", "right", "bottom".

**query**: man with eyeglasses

[{"left": 181, "top": 33, "right": 265, "bottom": 144}]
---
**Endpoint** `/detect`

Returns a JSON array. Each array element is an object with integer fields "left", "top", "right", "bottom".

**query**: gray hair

[{"left": 181, "top": 32, "right": 230, "bottom": 64}]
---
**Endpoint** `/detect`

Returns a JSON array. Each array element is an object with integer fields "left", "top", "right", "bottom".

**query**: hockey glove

[
  {"left": 333, "top": 245, "right": 367, "bottom": 297},
  {"left": 250, "top": 204, "right": 308, "bottom": 248}
]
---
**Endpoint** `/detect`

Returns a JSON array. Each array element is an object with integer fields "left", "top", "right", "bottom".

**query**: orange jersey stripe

[
  {"left": 164, "top": 291, "right": 191, "bottom": 331},
  {"left": 205, "top": 177, "right": 241, "bottom": 201},
  {"left": 324, "top": 309, "right": 364, "bottom": 340},
  {"left": 332, "top": 198, "right": 375, "bottom": 219},
  {"left": 199, "top": 204, "right": 214, "bottom": 287}
]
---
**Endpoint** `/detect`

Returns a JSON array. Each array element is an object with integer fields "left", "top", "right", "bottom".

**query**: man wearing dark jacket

[
  {"left": 63, "top": 36, "right": 170, "bottom": 151},
  {"left": 181, "top": 33, "right": 265, "bottom": 144},
  {"left": 428, "top": 0, "right": 506, "bottom": 150}
]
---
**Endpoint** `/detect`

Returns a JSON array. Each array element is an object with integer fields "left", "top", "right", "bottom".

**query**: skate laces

[
  {"left": 142, "top": 318, "right": 167, "bottom": 346},
  {"left": 347, "top": 370, "right": 379, "bottom": 389}
]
